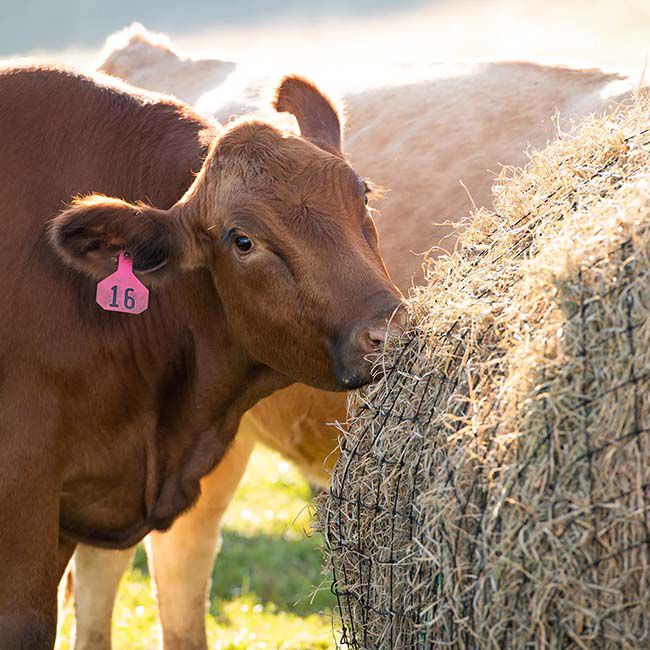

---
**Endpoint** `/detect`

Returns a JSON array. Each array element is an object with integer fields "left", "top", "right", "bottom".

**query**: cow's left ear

[
  {"left": 274, "top": 75, "right": 343, "bottom": 154},
  {"left": 49, "top": 194, "right": 193, "bottom": 280}
]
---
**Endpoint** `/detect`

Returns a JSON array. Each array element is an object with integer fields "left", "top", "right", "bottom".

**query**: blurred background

[
  {"left": 2, "top": 0, "right": 649, "bottom": 69},
  {"left": 2, "top": 1, "right": 648, "bottom": 649}
]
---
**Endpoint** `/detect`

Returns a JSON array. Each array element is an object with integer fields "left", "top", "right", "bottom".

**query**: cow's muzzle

[{"left": 333, "top": 301, "right": 407, "bottom": 390}]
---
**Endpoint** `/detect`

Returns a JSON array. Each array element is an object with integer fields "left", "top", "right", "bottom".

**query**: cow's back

[{"left": 344, "top": 61, "right": 633, "bottom": 288}]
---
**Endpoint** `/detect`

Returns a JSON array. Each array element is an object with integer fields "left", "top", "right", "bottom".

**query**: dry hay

[{"left": 320, "top": 93, "right": 650, "bottom": 649}]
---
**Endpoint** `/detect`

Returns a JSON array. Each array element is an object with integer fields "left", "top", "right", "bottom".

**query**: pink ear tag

[{"left": 96, "top": 252, "right": 149, "bottom": 314}]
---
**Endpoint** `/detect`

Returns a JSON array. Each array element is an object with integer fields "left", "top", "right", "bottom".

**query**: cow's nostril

[
  {"left": 366, "top": 327, "right": 388, "bottom": 348},
  {"left": 361, "top": 306, "right": 407, "bottom": 353},
  {"left": 336, "top": 303, "right": 406, "bottom": 388},
  {"left": 390, "top": 306, "right": 408, "bottom": 333}
]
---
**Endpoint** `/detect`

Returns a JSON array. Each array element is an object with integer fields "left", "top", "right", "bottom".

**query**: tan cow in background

[{"left": 68, "top": 25, "right": 636, "bottom": 650}]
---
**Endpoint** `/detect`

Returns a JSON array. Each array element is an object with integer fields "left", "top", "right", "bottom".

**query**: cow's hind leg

[
  {"left": 148, "top": 434, "right": 255, "bottom": 650},
  {"left": 71, "top": 545, "right": 135, "bottom": 650}
]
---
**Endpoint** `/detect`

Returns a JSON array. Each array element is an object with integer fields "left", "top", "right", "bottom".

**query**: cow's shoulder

[{"left": 0, "top": 62, "right": 214, "bottom": 140}]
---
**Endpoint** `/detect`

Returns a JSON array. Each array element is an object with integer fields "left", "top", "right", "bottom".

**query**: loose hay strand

[{"left": 320, "top": 92, "right": 650, "bottom": 649}]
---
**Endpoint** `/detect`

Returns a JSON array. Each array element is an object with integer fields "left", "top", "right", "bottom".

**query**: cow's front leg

[
  {"left": 71, "top": 545, "right": 135, "bottom": 650},
  {"left": 0, "top": 442, "right": 61, "bottom": 649},
  {"left": 148, "top": 434, "right": 255, "bottom": 650}
]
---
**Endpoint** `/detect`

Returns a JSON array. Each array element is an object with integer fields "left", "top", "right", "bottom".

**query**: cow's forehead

[
  {"left": 217, "top": 122, "right": 358, "bottom": 195},
  {"left": 273, "top": 136, "right": 360, "bottom": 193}
]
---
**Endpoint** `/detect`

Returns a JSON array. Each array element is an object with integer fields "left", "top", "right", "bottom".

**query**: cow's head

[{"left": 50, "top": 77, "right": 404, "bottom": 391}]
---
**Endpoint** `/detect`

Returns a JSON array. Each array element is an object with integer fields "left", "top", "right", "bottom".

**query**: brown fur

[{"left": 0, "top": 64, "right": 401, "bottom": 648}]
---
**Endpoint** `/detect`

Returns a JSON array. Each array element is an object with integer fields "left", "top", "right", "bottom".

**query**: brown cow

[
  {"left": 0, "top": 64, "right": 403, "bottom": 648},
  {"left": 98, "top": 24, "right": 237, "bottom": 108},
  {"left": 70, "top": 27, "right": 638, "bottom": 650}
]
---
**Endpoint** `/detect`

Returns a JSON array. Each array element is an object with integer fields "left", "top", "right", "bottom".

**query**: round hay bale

[{"left": 320, "top": 94, "right": 650, "bottom": 649}]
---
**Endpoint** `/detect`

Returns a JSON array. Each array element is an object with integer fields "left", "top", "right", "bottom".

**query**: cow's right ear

[{"left": 49, "top": 195, "right": 187, "bottom": 280}]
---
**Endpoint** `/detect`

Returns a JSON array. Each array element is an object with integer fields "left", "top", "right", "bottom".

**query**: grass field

[{"left": 56, "top": 446, "right": 336, "bottom": 650}]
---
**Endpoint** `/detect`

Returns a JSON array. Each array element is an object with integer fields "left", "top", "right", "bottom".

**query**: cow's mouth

[{"left": 334, "top": 364, "right": 375, "bottom": 391}]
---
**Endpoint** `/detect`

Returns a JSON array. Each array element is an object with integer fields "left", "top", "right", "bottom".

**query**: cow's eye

[{"left": 234, "top": 235, "right": 253, "bottom": 253}]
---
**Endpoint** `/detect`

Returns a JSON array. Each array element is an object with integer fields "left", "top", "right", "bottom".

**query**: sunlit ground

[{"left": 56, "top": 447, "right": 335, "bottom": 650}]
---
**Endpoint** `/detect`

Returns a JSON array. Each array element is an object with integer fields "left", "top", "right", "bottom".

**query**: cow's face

[
  {"left": 195, "top": 119, "right": 405, "bottom": 390},
  {"left": 50, "top": 77, "right": 404, "bottom": 391}
]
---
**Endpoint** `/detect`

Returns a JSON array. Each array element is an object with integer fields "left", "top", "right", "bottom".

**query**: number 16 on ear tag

[{"left": 96, "top": 252, "right": 149, "bottom": 314}]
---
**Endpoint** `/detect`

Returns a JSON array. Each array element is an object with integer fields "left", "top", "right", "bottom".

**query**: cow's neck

[
  {"left": 59, "top": 269, "right": 292, "bottom": 549},
  {"left": 142, "top": 313, "right": 290, "bottom": 539}
]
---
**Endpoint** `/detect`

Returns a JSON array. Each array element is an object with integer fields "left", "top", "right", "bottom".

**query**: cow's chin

[
  {"left": 332, "top": 359, "right": 376, "bottom": 392},
  {"left": 335, "top": 373, "right": 372, "bottom": 391},
  {"left": 311, "top": 356, "right": 378, "bottom": 392},
  {"left": 258, "top": 356, "right": 345, "bottom": 393},
  {"left": 283, "top": 364, "right": 365, "bottom": 393},
  {"left": 251, "top": 343, "right": 375, "bottom": 393},
  {"left": 300, "top": 370, "right": 354, "bottom": 393}
]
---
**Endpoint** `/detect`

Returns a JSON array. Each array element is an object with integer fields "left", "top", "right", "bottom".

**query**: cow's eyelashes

[
  {"left": 222, "top": 227, "right": 255, "bottom": 255},
  {"left": 357, "top": 177, "right": 371, "bottom": 205},
  {"left": 362, "top": 182, "right": 371, "bottom": 205}
]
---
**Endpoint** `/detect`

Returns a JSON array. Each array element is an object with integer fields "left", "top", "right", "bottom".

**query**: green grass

[{"left": 57, "top": 447, "right": 336, "bottom": 650}]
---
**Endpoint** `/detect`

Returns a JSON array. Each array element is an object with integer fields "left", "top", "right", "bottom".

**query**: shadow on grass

[
  {"left": 210, "top": 528, "right": 334, "bottom": 618},
  {"left": 132, "top": 527, "right": 334, "bottom": 618}
]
